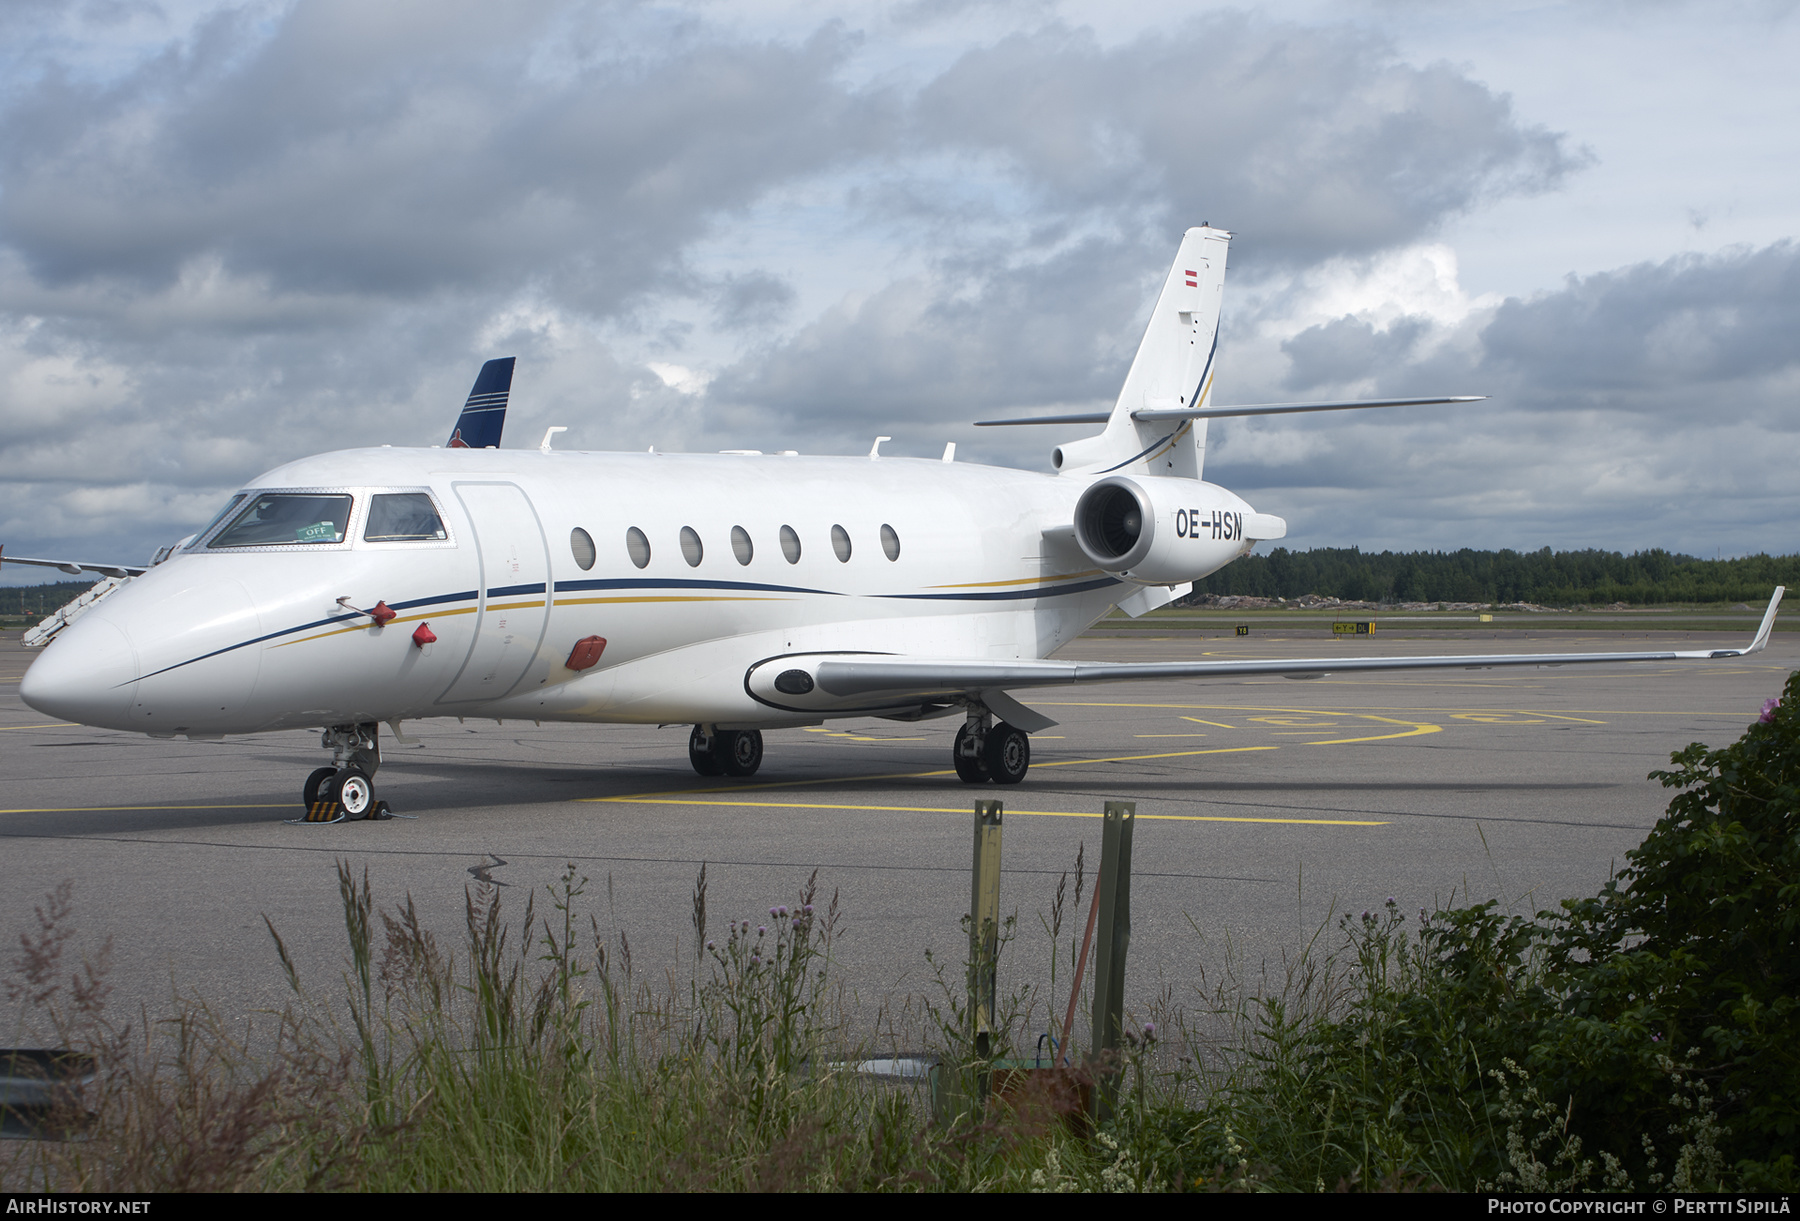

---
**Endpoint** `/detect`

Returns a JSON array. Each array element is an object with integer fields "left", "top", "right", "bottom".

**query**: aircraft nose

[{"left": 19, "top": 616, "right": 141, "bottom": 729}]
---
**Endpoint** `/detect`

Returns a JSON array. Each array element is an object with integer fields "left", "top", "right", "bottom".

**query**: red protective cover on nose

[
  {"left": 566, "top": 635, "right": 607, "bottom": 671},
  {"left": 411, "top": 622, "right": 437, "bottom": 648}
]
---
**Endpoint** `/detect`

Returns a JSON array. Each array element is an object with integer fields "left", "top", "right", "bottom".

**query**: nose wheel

[{"left": 294, "top": 722, "right": 393, "bottom": 822}]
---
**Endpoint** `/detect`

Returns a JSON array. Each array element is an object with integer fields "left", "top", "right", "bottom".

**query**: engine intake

[{"left": 1071, "top": 475, "right": 1282, "bottom": 586}]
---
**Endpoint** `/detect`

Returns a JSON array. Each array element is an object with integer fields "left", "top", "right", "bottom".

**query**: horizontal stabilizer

[
  {"left": 1133, "top": 395, "right": 1484, "bottom": 422},
  {"left": 975, "top": 396, "right": 1484, "bottom": 427},
  {"left": 447, "top": 357, "right": 515, "bottom": 449}
]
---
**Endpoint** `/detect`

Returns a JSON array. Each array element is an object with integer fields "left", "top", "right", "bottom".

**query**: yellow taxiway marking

[
  {"left": 1033, "top": 700, "right": 1741, "bottom": 718},
  {"left": 587, "top": 796, "right": 1384, "bottom": 826},
  {"left": 0, "top": 723, "right": 64, "bottom": 731},
  {"left": 0, "top": 803, "right": 293, "bottom": 814},
  {"left": 802, "top": 726, "right": 925, "bottom": 743},
  {"left": 582, "top": 744, "right": 1279, "bottom": 805},
  {"left": 1181, "top": 716, "right": 1237, "bottom": 728}
]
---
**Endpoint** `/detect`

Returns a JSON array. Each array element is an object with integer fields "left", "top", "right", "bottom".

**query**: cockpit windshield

[{"left": 209, "top": 493, "right": 353, "bottom": 548}]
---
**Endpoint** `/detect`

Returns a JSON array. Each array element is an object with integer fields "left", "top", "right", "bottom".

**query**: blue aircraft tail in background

[{"left": 446, "top": 357, "right": 515, "bottom": 449}]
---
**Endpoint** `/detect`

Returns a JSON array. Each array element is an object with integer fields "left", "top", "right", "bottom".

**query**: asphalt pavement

[{"left": 2, "top": 627, "right": 1791, "bottom": 1048}]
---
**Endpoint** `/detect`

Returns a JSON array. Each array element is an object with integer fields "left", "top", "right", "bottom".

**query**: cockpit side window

[
  {"left": 209, "top": 493, "right": 353, "bottom": 548},
  {"left": 364, "top": 493, "right": 447, "bottom": 542},
  {"left": 187, "top": 493, "right": 248, "bottom": 549}
]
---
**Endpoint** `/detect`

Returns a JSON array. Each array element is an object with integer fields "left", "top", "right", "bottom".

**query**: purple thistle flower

[
  {"left": 1143, "top": 1022, "right": 1156, "bottom": 1039},
  {"left": 1761, "top": 697, "right": 1781, "bottom": 723},
  {"left": 706, "top": 940, "right": 715, "bottom": 950},
  {"left": 758, "top": 925, "right": 766, "bottom": 937},
  {"left": 769, "top": 907, "right": 779, "bottom": 918},
  {"left": 802, "top": 904, "right": 813, "bottom": 915},
  {"left": 779, "top": 905, "right": 789, "bottom": 917},
  {"left": 792, "top": 918, "right": 801, "bottom": 930}
]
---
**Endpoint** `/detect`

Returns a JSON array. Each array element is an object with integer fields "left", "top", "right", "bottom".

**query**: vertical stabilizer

[
  {"left": 446, "top": 357, "right": 515, "bottom": 449},
  {"left": 1056, "top": 227, "right": 1230, "bottom": 478}
]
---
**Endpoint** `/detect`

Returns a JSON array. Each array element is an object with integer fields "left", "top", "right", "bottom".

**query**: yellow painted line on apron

[
  {"left": 0, "top": 723, "right": 64, "bottom": 731},
  {"left": 0, "top": 803, "right": 294, "bottom": 814},
  {"left": 585, "top": 796, "right": 1385, "bottom": 826},
  {"left": 581, "top": 744, "right": 1280, "bottom": 804},
  {"left": 1305, "top": 716, "right": 1442, "bottom": 745}
]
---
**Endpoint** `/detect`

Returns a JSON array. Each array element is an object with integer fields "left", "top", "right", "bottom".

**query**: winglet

[
  {"left": 446, "top": 357, "right": 515, "bottom": 449},
  {"left": 1747, "top": 586, "right": 1785, "bottom": 654},
  {"left": 1710, "top": 586, "right": 1785, "bottom": 658}
]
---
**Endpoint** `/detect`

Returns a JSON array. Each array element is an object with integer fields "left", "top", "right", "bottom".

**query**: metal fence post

[
  {"left": 969, "top": 800, "right": 1004, "bottom": 1064},
  {"left": 1090, "top": 800, "right": 1135, "bottom": 1122}
]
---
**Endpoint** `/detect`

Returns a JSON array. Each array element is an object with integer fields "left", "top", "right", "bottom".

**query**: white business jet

[{"left": 7, "top": 227, "right": 1785, "bottom": 819}]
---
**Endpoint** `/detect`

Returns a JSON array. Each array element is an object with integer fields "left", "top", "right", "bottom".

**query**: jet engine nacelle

[{"left": 1071, "top": 475, "right": 1286, "bottom": 586}]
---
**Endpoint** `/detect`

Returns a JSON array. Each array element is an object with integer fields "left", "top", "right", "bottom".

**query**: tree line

[{"left": 1190, "top": 547, "right": 1800, "bottom": 606}]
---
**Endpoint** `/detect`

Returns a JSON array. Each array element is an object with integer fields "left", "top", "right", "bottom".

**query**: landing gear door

[{"left": 437, "top": 482, "right": 550, "bottom": 705}]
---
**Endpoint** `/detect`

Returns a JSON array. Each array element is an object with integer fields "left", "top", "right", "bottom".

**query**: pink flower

[{"left": 1760, "top": 698, "right": 1781, "bottom": 723}]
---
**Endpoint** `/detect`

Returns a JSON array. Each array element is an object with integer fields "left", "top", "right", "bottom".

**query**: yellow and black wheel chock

[{"left": 288, "top": 799, "right": 394, "bottom": 825}]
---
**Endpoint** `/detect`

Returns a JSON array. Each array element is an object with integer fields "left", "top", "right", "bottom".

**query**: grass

[{"left": 0, "top": 865, "right": 1764, "bottom": 1192}]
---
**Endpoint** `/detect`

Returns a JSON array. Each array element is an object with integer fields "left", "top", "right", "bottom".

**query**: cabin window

[
  {"left": 364, "top": 493, "right": 447, "bottom": 542},
  {"left": 626, "top": 527, "right": 651, "bottom": 569},
  {"left": 779, "top": 525, "right": 801, "bottom": 564},
  {"left": 680, "top": 526, "right": 704, "bottom": 567},
  {"left": 570, "top": 527, "right": 596, "bottom": 571},
  {"left": 731, "top": 525, "right": 754, "bottom": 566},
  {"left": 831, "top": 524, "right": 852, "bottom": 562},
  {"left": 210, "top": 493, "right": 353, "bottom": 548},
  {"left": 880, "top": 524, "right": 900, "bottom": 561}
]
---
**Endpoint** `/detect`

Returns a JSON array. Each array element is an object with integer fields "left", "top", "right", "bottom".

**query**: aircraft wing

[
  {"left": 746, "top": 588, "right": 1784, "bottom": 729},
  {"left": 0, "top": 547, "right": 145, "bottom": 579}
]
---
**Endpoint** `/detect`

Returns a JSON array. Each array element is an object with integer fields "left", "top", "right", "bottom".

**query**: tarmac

[{"left": 2, "top": 625, "right": 1792, "bottom": 1045}]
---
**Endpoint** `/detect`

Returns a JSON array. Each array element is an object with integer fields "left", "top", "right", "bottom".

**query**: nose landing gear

[
  {"left": 293, "top": 722, "right": 393, "bottom": 823},
  {"left": 688, "top": 725, "right": 764, "bottom": 777}
]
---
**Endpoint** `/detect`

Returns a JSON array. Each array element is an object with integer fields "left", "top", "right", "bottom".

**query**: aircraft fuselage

[{"left": 20, "top": 445, "right": 1258, "bottom": 739}]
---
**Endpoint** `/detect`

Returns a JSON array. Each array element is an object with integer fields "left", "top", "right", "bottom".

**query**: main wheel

[
  {"left": 722, "top": 729, "right": 763, "bottom": 777},
  {"left": 303, "top": 766, "right": 337, "bottom": 807},
  {"left": 689, "top": 726, "right": 726, "bottom": 777},
  {"left": 953, "top": 722, "right": 990, "bottom": 784},
  {"left": 333, "top": 768, "right": 375, "bottom": 817},
  {"left": 984, "top": 722, "right": 1030, "bottom": 785}
]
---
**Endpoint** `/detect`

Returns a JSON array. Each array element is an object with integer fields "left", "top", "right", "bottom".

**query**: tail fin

[
  {"left": 1056, "top": 227, "right": 1230, "bottom": 478},
  {"left": 445, "top": 357, "right": 515, "bottom": 449}
]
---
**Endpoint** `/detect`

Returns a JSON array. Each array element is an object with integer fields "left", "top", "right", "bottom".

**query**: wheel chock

[{"left": 285, "top": 799, "right": 345, "bottom": 826}]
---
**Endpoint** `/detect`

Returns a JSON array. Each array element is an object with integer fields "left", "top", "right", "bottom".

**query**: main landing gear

[
  {"left": 298, "top": 722, "right": 393, "bottom": 822},
  {"left": 689, "top": 725, "right": 764, "bottom": 778},
  {"left": 954, "top": 713, "right": 1030, "bottom": 785}
]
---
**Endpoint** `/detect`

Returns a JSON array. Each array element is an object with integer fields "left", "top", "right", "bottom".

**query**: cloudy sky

[{"left": 2, "top": 0, "right": 1796, "bottom": 581}]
